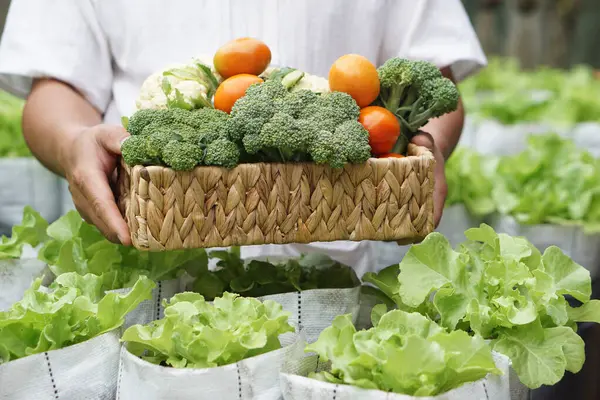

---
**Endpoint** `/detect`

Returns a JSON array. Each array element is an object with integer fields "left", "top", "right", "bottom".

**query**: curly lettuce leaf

[
  {"left": 306, "top": 309, "right": 499, "bottom": 397},
  {"left": 0, "top": 206, "right": 49, "bottom": 260},
  {"left": 122, "top": 292, "right": 294, "bottom": 368},
  {"left": 0, "top": 273, "right": 153, "bottom": 363}
]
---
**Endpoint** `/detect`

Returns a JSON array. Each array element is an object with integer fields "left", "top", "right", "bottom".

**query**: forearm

[
  {"left": 421, "top": 67, "right": 465, "bottom": 160},
  {"left": 22, "top": 79, "right": 102, "bottom": 176}
]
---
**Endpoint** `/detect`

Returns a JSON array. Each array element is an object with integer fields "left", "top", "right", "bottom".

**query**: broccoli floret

[
  {"left": 377, "top": 57, "right": 459, "bottom": 153},
  {"left": 299, "top": 92, "right": 360, "bottom": 132},
  {"left": 307, "top": 121, "right": 370, "bottom": 168},
  {"left": 121, "top": 136, "right": 154, "bottom": 166},
  {"left": 145, "top": 131, "right": 176, "bottom": 159},
  {"left": 258, "top": 112, "right": 309, "bottom": 161},
  {"left": 127, "top": 109, "right": 174, "bottom": 136},
  {"left": 178, "top": 108, "right": 231, "bottom": 143},
  {"left": 204, "top": 137, "right": 240, "bottom": 168},
  {"left": 161, "top": 140, "right": 203, "bottom": 171},
  {"left": 274, "top": 89, "right": 319, "bottom": 118},
  {"left": 334, "top": 120, "right": 371, "bottom": 164}
]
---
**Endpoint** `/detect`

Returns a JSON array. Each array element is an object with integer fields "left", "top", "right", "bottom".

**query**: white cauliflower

[
  {"left": 290, "top": 73, "right": 330, "bottom": 94},
  {"left": 135, "top": 56, "right": 221, "bottom": 111}
]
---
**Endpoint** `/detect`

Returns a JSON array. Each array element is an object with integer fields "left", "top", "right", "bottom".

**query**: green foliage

[
  {"left": 306, "top": 309, "right": 500, "bottom": 396},
  {"left": 0, "top": 207, "right": 49, "bottom": 260},
  {"left": 363, "top": 224, "right": 600, "bottom": 389},
  {"left": 0, "top": 273, "right": 154, "bottom": 363},
  {"left": 191, "top": 248, "right": 360, "bottom": 301},
  {"left": 459, "top": 57, "right": 600, "bottom": 126},
  {"left": 0, "top": 91, "right": 29, "bottom": 158},
  {"left": 122, "top": 292, "right": 294, "bottom": 368},
  {"left": 38, "top": 211, "right": 208, "bottom": 291}
]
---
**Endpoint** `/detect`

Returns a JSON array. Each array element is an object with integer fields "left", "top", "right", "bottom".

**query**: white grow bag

[
  {"left": 572, "top": 123, "right": 600, "bottom": 158},
  {"left": 257, "top": 288, "right": 361, "bottom": 344},
  {"left": 0, "top": 257, "right": 47, "bottom": 311},
  {"left": 117, "top": 333, "right": 305, "bottom": 400},
  {"left": 0, "top": 158, "right": 61, "bottom": 236},
  {"left": 280, "top": 352, "right": 529, "bottom": 400},
  {"left": 438, "top": 204, "right": 487, "bottom": 248},
  {"left": 0, "top": 332, "right": 121, "bottom": 400},
  {"left": 490, "top": 215, "right": 600, "bottom": 280},
  {"left": 109, "top": 279, "right": 181, "bottom": 330}
]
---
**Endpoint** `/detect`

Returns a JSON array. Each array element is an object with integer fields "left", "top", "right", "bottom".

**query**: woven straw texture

[{"left": 117, "top": 144, "right": 435, "bottom": 251}]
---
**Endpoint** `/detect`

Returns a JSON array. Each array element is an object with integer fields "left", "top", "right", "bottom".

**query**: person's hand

[
  {"left": 60, "top": 124, "right": 131, "bottom": 244},
  {"left": 410, "top": 131, "right": 447, "bottom": 227}
]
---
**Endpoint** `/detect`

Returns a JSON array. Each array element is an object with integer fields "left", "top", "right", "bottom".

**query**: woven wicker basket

[{"left": 117, "top": 144, "right": 435, "bottom": 251}]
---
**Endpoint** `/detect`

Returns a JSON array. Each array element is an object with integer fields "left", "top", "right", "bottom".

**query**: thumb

[{"left": 96, "top": 125, "right": 130, "bottom": 155}]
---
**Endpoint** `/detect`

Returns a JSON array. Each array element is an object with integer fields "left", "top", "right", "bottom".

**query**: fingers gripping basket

[{"left": 117, "top": 144, "right": 435, "bottom": 250}]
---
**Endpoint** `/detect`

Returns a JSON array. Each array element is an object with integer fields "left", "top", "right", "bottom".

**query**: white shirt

[{"left": 0, "top": 0, "right": 486, "bottom": 277}]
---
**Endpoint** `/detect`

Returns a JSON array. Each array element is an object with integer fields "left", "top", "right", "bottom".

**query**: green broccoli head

[
  {"left": 308, "top": 130, "right": 346, "bottom": 169},
  {"left": 299, "top": 92, "right": 360, "bottom": 133},
  {"left": 161, "top": 140, "right": 203, "bottom": 171},
  {"left": 334, "top": 120, "right": 371, "bottom": 164},
  {"left": 204, "top": 137, "right": 241, "bottom": 169},
  {"left": 121, "top": 135, "right": 154, "bottom": 166},
  {"left": 145, "top": 131, "right": 177, "bottom": 159},
  {"left": 127, "top": 109, "right": 174, "bottom": 136},
  {"left": 422, "top": 77, "right": 460, "bottom": 116},
  {"left": 242, "top": 134, "right": 263, "bottom": 155},
  {"left": 258, "top": 112, "right": 308, "bottom": 160},
  {"left": 178, "top": 108, "right": 231, "bottom": 143},
  {"left": 274, "top": 89, "right": 319, "bottom": 118}
]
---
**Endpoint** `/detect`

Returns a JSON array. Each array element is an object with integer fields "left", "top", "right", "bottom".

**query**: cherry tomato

[
  {"left": 359, "top": 106, "right": 401, "bottom": 156},
  {"left": 214, "top": 74, "right": 264, "bottom": 114},
  {"left": 329, "top": 54, "right": 380, "bottom": 108},
  {"left": 214, "top": 38, "right": 272, "bottom": 79}
]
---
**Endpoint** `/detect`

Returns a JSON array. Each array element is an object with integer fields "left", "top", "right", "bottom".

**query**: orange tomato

[
  {"left": 359, "top": 106, "right": 401, "bottom": 156},
  {"left": 329, "top": 54, "right": 380, "bottom": 108},
  {"left": 214, "top": 38, "right": 272, "bottom": 79},
  {"left": 214, "top": 74, "right": 264, "bottom": 114}
]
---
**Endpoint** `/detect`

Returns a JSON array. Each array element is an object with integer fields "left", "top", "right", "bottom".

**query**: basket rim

[{"left": 119, "top": 143, "right": 434, "bottom": 173}]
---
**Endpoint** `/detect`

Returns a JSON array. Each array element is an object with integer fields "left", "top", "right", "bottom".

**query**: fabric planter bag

[
  {"left": 0, "top": 332, "right": 121, "bottom": 400},
  {"left": 572, "top": 123, "right": 600, "bottom": 158},
  {"left": 280, "top": 352, "right": 528, "bottom": 400},
  {"left": 109, "top": 279, "right": 181, "bottom": 330},
  {"left": 0, "top": 257, "right": 48, "bottom": 311},
  {"left": 0, "top": 158, "right": 61, "bottom": 237},
  {"left": 258, "top": 287, "right": 361, "bottom": 344},
  {"left": 437, "top": 204, "right": 486, "bottom": 248},
  {"left": 355, "top": 287, "right": 385, "bottom": 330},
  {"left": 117, "top": 333, "right": 305, "bottom": 400},
  {"left": 490, "top": 214, "right": 600, "bottom": 280},
  {"left": 372, "top": 241, "right": 410, "bottom": 272},
  {"left": 472, "top": 120, "right": 570, "bottom": 156}
]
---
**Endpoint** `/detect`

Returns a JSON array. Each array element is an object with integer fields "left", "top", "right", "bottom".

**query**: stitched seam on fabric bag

[
  {"left": 315, "top": 354, "right": 320, "bottom": 372},
  {"left": 117, "top": 352, "right": 124, "bottom": 399},
  {"left": 297, "top": 291, "right": 302, "bottom": 331},
  {"left": 482, "top": 381, "right": 490, "bottom": 400},
  {"left": 332, "top": 384, "right": 338, "bottom": 400},
  {"left": 44, "top": 352, "right": 59, "bottom": 399},
  {"left": 236, "top": 362, "right": 242, "bottom": 399},
  {"left": 156, "top": 281, "right": 162, "bottom": 320}
]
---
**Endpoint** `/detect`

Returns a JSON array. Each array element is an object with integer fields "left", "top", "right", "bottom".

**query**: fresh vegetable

[
  {"left": 379, "top": 153, "right": 405, "bottom": 159},
  {"left": 363, "top": 224, "right": 600, "bottom": 389},
  {"left": 122, "top": 108, "right": 240, "bottom": 170},
  {"left": 214, "top": 74, "right": 264, "bottom": 113},
  {"left": 0, "top": 273, "right": 154, "bottom": 363},
  {"left": 228, "top": 80, "right": 370, "bottom": 167},
  {"left": 376, "top": 58, "right": 459, "bottom": 154},
  {"left": 38, "top": 211, "right": 208, "bottom": 291},
  {"left": 191, "top": 248, "right": 360, "bottom": 300},
  {"left": 492, "top": 134, "right": 600, "bottom": 231},
  {"left": 0, "top": 207, "right": 49, "bottom": 260},
  {"left": 358, "top": 106, "right": 401, "bottom": 156},
  {"left": 307, "top": 308, "right": 500, "bottom": 396},
  {"left": 136, "top": 59, "right": 220, "bottom": 111},
  {"left": 0, "top": 90, "right": 29, "bottom": 158},
  {"left": 213, "top": 37, "right": 272, "bottom": 79},
  {"left": 122, "top": 292, "right": 294, "bottom": 368},
  {"left": 328, "top": 54, "right": 380, "bottom": 108},
  {"left": 445, "top": 147, "right": 499, "bottom": 217}
]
